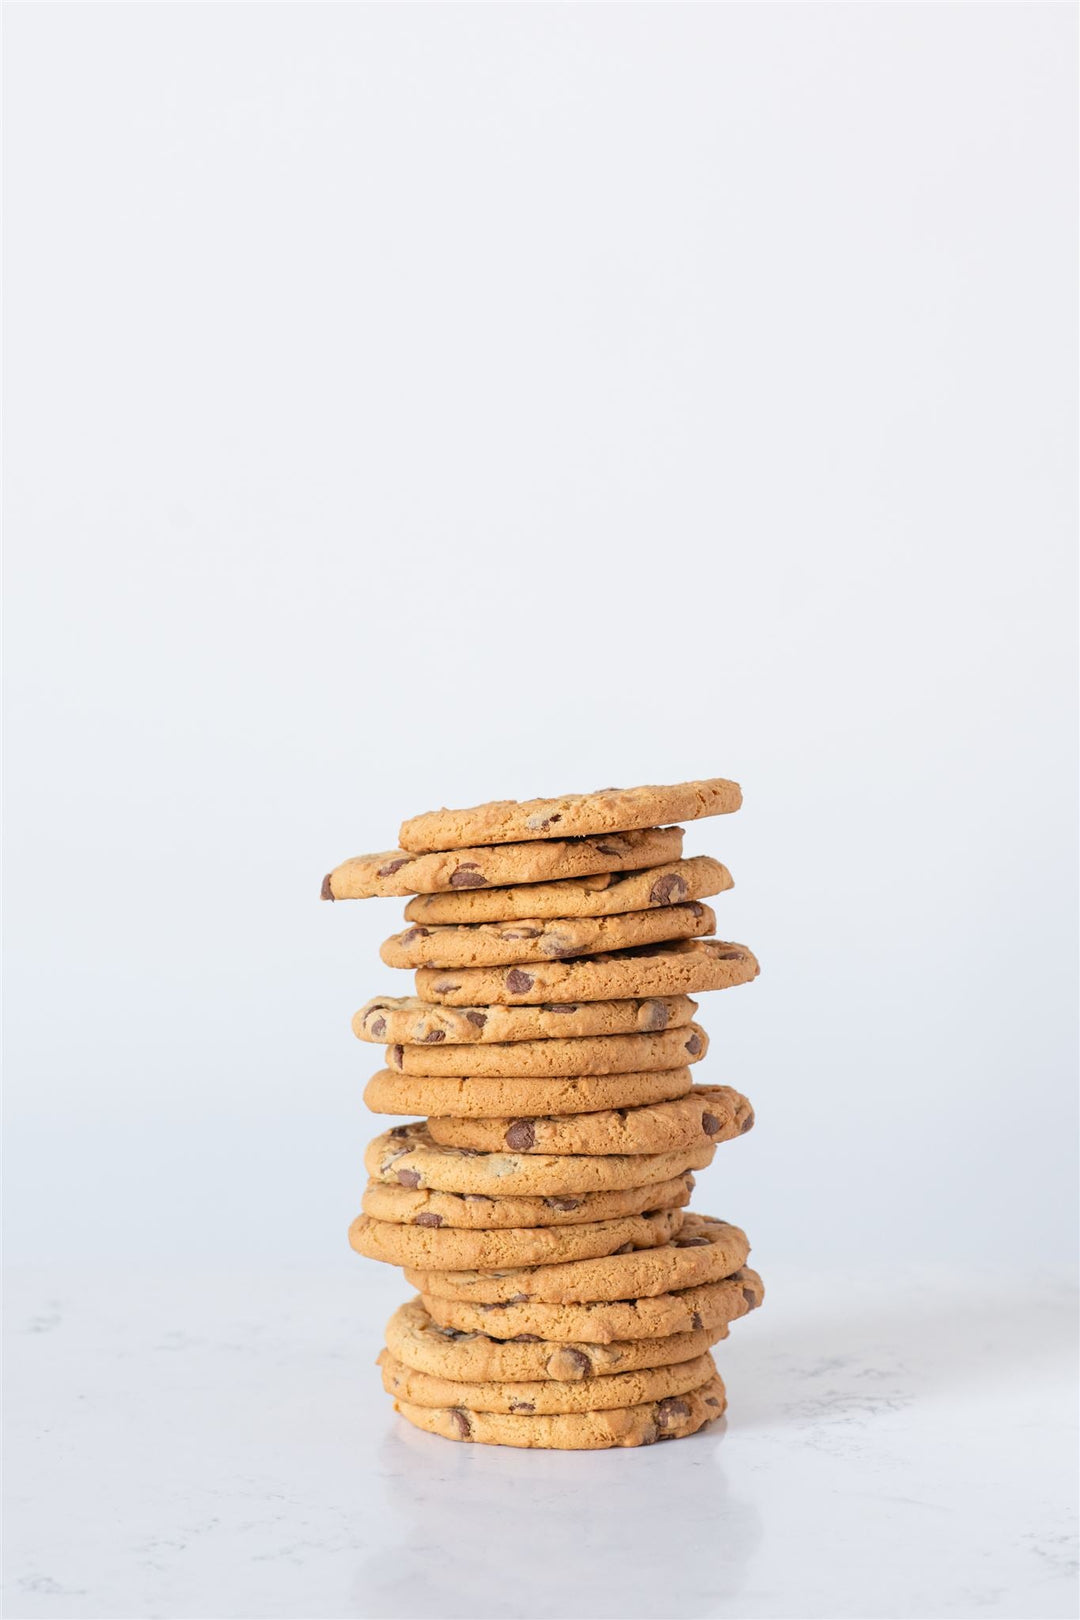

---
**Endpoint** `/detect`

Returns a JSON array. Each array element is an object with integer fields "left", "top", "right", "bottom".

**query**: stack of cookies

[{"left": 322, "top": 778, "right": 763, "bottom": 1450}]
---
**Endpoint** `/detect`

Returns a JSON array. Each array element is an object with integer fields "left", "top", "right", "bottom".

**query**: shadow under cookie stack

[{"left": 322, "top": 777, "right": 762, "bottom": 1450}]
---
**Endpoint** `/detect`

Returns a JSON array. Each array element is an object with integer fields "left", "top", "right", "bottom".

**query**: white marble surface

[{"left": 4, "top": 1261, "right": 1076, "bottom": 1620}]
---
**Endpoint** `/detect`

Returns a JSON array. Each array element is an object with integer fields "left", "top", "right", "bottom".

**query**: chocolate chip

[
  {"left": 656, "top": 1397, "right": 689, "bottom": 1427},
  {"left": 691, "top": 1311, "right": 704, "bottom": 1330},
  {"left": 526, "top": 812, "right": 562, "bottom": 831},
  {"left": 432, "top": 979, "right": 461, "bottom": 994},
  {"left": 465, "top": 1011, "right": 487, "bottom": 1028},
  {"left": 550, "top": 1348, "right": 592, "bottom": 1379},
  {"left": 677, "top": 1236, "right": 711, "bottom": 1247},
  {"left": 742, "top": 1286, "right": 758, "bottom": 1309},
  {"left": 505, "top": 969, "right": 534, "bottom": 994},
  {"left": 501, "top": 926, "right": 541, "bottom": 940},
  {"left": 702, "top": 1112, "right": 721, "bottom": 1135},
  {"left": 640, "top": 999, "right": 668, "bottom": 1030},
  {"left": 705, "top": 1397, "right": 720, "bottom": 1408},
  {"left": 639, "top": 1422, "right": 659, "bottom": 1445},
  {"left": 685, "top": 1033, "right": 703, "bottom": 1056},
  {"left": 397, "top": 927, "right": 430, "bottom": 947},
  {"left": 507, "top": 1293, "right": 530, "bottom": 1304},
  {"left": 594, "top": 841, "right": 622, "bottom": 856},
  {"left": 422, "top": 1030, "right": 446, "bottom": 1043},
  {"left": 650, "top": 873, "right": 687, "bottom": 906},
  {"left": 377, "top": 857, "right": 409, "bottom": 878},
  {"left": 689, "top": 903, "right": 704, "bottom": 918},
  {"left": 543, "top": 1196, "right": 581, "bottom": 1212},
  {"left": 368, "top": 1015, "right": 387, "bottom": 1038},
  {"left": 414, "top": 1212, "right": 443, "bottom": 1227},
  {"left": 511, "top": 1334, "right": 541, "bottom": 1343},
  {"left": 450, "top": 1408, "right": 472, "bottom": 1439},
  {"left": 739, "top": 1108, "right": 755, "bottom": 1134},
  {"left": 505, "top": 1119, "right": 536, "bottom": 1151},
  {"left": 389, "top": 1044, "right": 405, "bottom": 1069},
  {"left": 450, "top": 864, "right": 487, "bottom": 888},
  {"left": 612, "top": 1242, "right": 635, "bottom": 1255},
  {"left": 713, "top": 950, "right": 742, "bottom": 960},
  {"left": 396, "top": 1168, "right": 421, "bottom": 1188},
  {"left": 320, "top": 873, "right": 335, "bottom": 901},
  {"left": 389, "top": 1124, "right": 410, "bottom": 1137},
  {"left": 547, "top": 1004, "right": 578, "bottom": 1014},
  {"left": 509, "top": 1400, "right": 535, "bottom": 1412}
]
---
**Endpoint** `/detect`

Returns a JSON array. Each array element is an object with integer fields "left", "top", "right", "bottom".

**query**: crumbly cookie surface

[{"left": 398, "top": 779, "right": 742, "bottom": 853}]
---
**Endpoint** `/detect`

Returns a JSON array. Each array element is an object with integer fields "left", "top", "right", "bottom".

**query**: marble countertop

[{"left": 4, "top": 1260, "right": 1076, "bottom": 1620}]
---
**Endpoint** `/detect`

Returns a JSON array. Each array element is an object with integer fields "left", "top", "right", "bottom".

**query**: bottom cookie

[{"left": 391, "top": 1371, "right": 727, "bottom": 1449}]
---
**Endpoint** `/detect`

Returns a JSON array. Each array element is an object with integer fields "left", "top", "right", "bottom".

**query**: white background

[{"left": 5, "top": 5, "right": 1077, "bottom": 1619}]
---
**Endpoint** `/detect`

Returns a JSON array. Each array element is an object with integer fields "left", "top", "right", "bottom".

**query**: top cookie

[
  {"left": 322, "top": 827, "right": 683, "bottom": 900},
  {"left": 398, "top": 779, "right": 742, "bottom": 853}
]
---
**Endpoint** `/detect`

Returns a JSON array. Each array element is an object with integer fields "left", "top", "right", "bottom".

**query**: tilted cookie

[
  {"left": 416, "top": 938, "right": 760, "bottom": 1006},
  {"left": 380, "top": 902, "right": 715, "bottom": 970},
  {"left": 321, "top": 826, "right": 684, "bottom": 900},
  {"left": 381, "top": 1022, "right": 708, "bottom": 1078},
  {"left": 392, "top": 1371, "right": 727, "bottom": 1449},
  {"left": 398, "top": 778, "right": 742, "bottom": 853},
  {"left": 405, "top": 1214, "right": 749, "bottom": 1305},
  {"left": 385, "top": 1296, "right": 727, "bottom": 1382},
  {"left": 360, "top": 1171, "right": 696, "bottom": 1230},
  {"left": 426, "top": 1083, "right": 753, "bottom": 1156},
  {"left": 365, "top": 1121, "right": 718, "bottom": 1197},
  {"left": 378, "top": 1346, "right": 717, "bottom": 1414},
  {"left": 403, "top": 857, "right": 732, "bottom": 925},
  {"left": 422, "top": 1266, "right": 765, "bottom": 1345},
  {"left": 364, "top": 1066, "right": 694, "bottom": 1121},
  {"left": 349, "top": 1207, "right": 684, "bottom": 1271},
  {"left": 353, "top": 994, "right": 696, "bottom": 1045}
]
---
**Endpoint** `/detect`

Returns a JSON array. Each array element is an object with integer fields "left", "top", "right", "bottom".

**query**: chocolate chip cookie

[
  {"left": 364, "top": 1065, "right": 693, "bottom": 1121},
  {"left": 398, "top": 779, "right": 742, "bottom": 853},
  {"left": 425, "top": 1084, "right": 753, "bottom": 1156},
  {"left": 403, "top": 857, "right": 732, "bottom": 925},
  {"left": 322, "top": 826, "right": 684, "bottom": 899},
  {"left": 380, "top": 903, "right": 715, "bottom": 970},
  {"left": 405, "top": 1214, "right": 749, "bottom": 1304},
  {"left": 378, "top": 1345, "right": 717, "bottom": 1413},
  {"left": 380, "top": 1023, "right": 708, "bottom": 1077},
  {"left": 364, "top": 1121, "right": 719, "bottom": 1197},
  {"left": 353, "top": 994, "right": 696, "bottom": 1045},
  {"left": 421, "top": 1266, "right": 765, "bottom": 1344},
  {"left": 415, "top": 939, "right": 760, "bottom": 1006},
  {"left": 360, "top": 1171, "right": 696, "bottom": 1230},
  {"left": 349, "top": 1206, "right": 684, "bottom": 1271},
  {"left": 385, "top": 1296, "right": 728, "bottom": 1381},
  {"left": 391, "top": 1371, "right": 727, "bottom": 1448}
]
